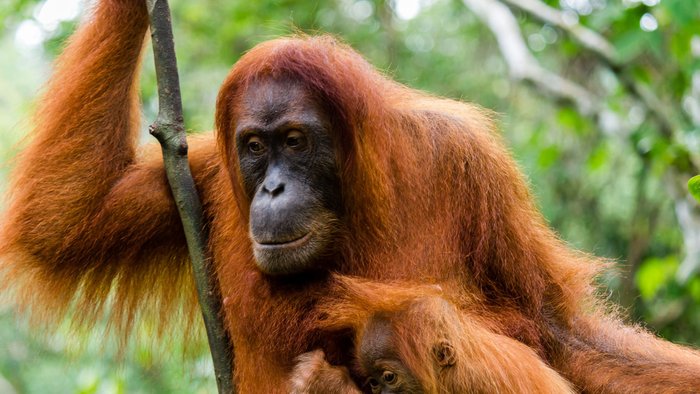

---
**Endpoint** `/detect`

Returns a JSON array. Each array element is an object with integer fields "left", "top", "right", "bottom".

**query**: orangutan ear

[{"left": 432, "top": 341, "right": 456, "bottom": 367}]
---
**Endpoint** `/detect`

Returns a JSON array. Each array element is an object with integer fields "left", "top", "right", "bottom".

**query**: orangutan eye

[
  {"left": 285, "top": 130, "right": 307, "bottom": 150},
  {"left": 382, "top": 370, "right": 397, "bottom": 385},
  {"left": 367, "top": 377, "right": 381, "bottom": 394},
  {"left": 247, "top": 136, "right": 265, "bottom": 154}
]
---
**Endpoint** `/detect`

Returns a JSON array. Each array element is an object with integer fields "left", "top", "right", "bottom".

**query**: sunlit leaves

[
  {"left": 636, "top": 256, "right": 678, "bottom": 301},
  {"left": 688, "top": 175, "right": 700, "bottom": 203}
]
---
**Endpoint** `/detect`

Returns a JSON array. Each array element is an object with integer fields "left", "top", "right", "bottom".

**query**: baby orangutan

[
  {"left": 357, "top": 303, "right": 457, "bottom": 394},
  {"left": 290, "top": 277, "right": 574, "bottom": 394}
]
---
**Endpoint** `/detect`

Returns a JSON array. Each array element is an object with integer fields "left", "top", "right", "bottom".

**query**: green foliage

[
  {"left": 636, "top": 256, "right": 678, "bottom": 301},
  {"left": 0, "top": 311, "right": 215, "bottom": 393},
  {"left": 689, "top": 175, "right": 700, "bottom": 203}
]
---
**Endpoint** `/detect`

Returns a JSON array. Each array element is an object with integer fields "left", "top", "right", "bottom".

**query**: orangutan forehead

[
  {"left": 234, "top": 78, "right": 327, "bottom": 130},
  {"left": 359, "top": 315, "right": 397, "bottom": 361}
]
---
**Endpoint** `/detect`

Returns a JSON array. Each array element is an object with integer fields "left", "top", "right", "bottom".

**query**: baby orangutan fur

[{"left": 290, "top": 277, "right": 574, "bottom": 394}]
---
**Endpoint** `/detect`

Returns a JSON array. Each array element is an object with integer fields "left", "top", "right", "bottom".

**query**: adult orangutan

[{"left": 1, "top": 0, "right": 699, "bottom": 392}]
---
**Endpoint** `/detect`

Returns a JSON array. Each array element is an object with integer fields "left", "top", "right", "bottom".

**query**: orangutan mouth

[{"left": 255, "top": 232, "right": 313, "bottom": 249}]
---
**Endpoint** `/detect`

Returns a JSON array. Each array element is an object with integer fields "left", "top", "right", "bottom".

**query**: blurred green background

[{"left": 1, "top": 0, "right": 699, "bottom": 392}]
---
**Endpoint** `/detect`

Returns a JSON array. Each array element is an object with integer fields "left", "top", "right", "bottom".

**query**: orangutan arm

[
  {"left": 551, "top": 315, "right": 700, "bottom": 394},
  {"left": 0, "top": 0, "right": 220, "bottom": 334}
]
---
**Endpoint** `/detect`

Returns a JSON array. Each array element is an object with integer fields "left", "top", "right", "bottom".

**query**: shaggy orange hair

[{"left": 1, "top": 0, "right": 699, "bottom": 392}]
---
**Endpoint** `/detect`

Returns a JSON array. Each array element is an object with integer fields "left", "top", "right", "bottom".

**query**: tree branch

[
  {"left": 501, "top": 0, "right": 697, "bottom": 169},
  {"left": 145, "top": 1, "right": 234, "bottom": 392},
  {"left": 462, "top": 0, "right": 700, "bottom": 283},
  {"left": 500, "top": 0, "right": 618, "bottom": 66},
  {"left": 460, "top": 0, "right": 628, "bottom": 137}
]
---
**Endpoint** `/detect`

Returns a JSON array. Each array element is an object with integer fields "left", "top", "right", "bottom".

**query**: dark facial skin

[
  {"left": 235, "top": 78, "right": 341, "bottom": 275},
  {"left": 359, "top": 317, "right": 424, "bottom": 394}
]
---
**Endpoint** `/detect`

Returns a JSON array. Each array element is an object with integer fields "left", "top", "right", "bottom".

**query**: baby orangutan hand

[{"left": 289, "top": 349, "right": 361, "bottom": 394}]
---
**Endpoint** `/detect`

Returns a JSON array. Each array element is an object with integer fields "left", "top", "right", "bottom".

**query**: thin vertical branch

[{"left": 145, "top": 0, "right": 234, "bottom": 392}]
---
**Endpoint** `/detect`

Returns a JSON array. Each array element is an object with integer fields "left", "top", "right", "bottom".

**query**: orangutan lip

[{"left": 255, "top": 232, "right": 312, "bottom": 249}]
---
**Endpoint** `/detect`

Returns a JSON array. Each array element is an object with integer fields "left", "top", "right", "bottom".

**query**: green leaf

[
  {"left": 587, "top": 144, "right": 609, "bottom": 172},
  {"left": 636, "top": 256, "right": 678, "bottom": 301},
  {"left": 688, "top": 175, "right": 700, "bottom": 203},
  {"left": 537, "top": 146, "right": 560, "bottom": 169},
  {"left": 690, "top": 278, "right": 700, "bottom": 302},
  {"left": 556, "top": 107, "right": 579, "bottom": 129},
  {"left": 663, "top": 0, "right": 699, "bottom": 27},
  {"left": 613, "top": 29, "right": 646, "bottom": 61}
]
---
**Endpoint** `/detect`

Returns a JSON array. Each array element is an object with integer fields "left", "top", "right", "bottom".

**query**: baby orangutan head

[{"left": 357, "top": 298, "right": 458, "bottom": 394}]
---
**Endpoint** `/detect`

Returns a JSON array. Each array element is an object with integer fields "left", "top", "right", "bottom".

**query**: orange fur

[
  {"left": 1, "top": 1, "right": 699, "bottom": 392},
  {"left": 289, "top": 349, "right": 361, "bottom": 394},
  {"left": 311, "top": 277, "right": 575, "bottom": 394}
]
